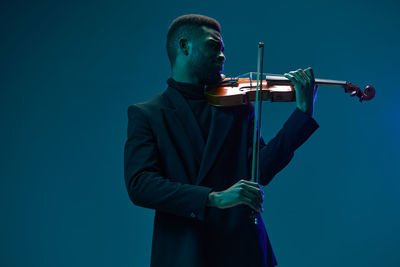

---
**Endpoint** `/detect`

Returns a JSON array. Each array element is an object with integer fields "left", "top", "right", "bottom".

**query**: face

[{"left": 188, "top": 26, "right": 226, "bottom": 85}]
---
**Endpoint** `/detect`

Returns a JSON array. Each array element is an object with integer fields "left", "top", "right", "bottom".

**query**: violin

[{"left": 205, "top": 72, "right": 375, "bottom": 106}]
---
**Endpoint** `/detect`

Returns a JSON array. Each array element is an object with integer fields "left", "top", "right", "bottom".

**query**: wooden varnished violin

[{"left": 205, "top": 72, "right": 375, "bottom": 106}]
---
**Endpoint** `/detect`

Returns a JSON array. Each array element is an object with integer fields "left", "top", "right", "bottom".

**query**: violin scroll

[{"left": 345, "top": 83, "right": 376, "bottom": 102}]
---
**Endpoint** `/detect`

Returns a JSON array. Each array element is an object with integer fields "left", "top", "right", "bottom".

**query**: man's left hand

[{"left": 284, "top": 67, "right": 318, "bottom": 117}]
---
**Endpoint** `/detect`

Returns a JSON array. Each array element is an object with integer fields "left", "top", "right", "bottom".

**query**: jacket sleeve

[
  {"left": 248, "top": 107, "right": 319, "bottom": 186},
  {"left": 124, "top": 104, "right": 212, "bottom": 221}
]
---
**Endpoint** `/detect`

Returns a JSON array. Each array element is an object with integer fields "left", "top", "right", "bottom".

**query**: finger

[
  {"left": 240, "top": 195, "right": 263, "bottom": 213},
  {"left": 283, "top": 73, "right": 300, "bottom": 84},
  {"left": 240, "top": 179, "right": 262, "bottom": 193},
  {"left": 240, "top": 183, "right": 264, "bottom": 203},
  {"left": 290, "top": 70, "right": 307, "bottom": 87},
  {"left": 304, "top": 67, "right": 314, "bottom": 79},
  {"left": 240, "top": 179, "right": 261, "bottom": 187},
  {"left": 240, "top": 180, "right": 264, "bottom": 201},
  {"left": 298, "top": 69, "right": 311, "bottom": 84},
  {"left": 303, "top": 68, "right": 316, "bottom": 87},
  {"left": 240, "top": 187, "right": 261, "bottom": 204}
]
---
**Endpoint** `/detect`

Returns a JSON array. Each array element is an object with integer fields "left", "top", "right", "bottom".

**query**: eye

[
  {"left": 208, "top": 40, "right": 224, "bottom": 52},
  {"left": 211, "top": 42, "right": 219, "bottom": 50},
  {"left": 213, "top": 42, "right": 224, "bottom": 52}
]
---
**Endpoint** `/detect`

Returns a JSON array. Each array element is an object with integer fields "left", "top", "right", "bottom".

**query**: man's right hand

[{"left": 207, "top": 179, "right": 264, "bottom": 213}]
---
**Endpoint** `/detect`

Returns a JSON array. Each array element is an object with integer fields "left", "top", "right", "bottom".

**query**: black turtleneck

[{"left": 167, "top": 78, "right": 211, "bottom": 142}]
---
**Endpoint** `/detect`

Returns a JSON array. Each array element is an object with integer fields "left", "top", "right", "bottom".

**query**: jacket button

[{"left": 190, "top": 212, "right": 196, "bottom": 218}]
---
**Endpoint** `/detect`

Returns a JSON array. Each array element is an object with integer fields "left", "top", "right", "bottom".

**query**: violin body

[{"left": 206, "top": 77, "right": 296, "bottom": 106}]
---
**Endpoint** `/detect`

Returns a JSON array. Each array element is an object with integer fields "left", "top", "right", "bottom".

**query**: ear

[{"left": 179, "top": 38, "right": 190, "bottom": 56}]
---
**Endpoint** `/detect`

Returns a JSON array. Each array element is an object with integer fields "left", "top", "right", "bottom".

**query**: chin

[{"left": 203, "top": 72, "right": 223, "bottom": 85}]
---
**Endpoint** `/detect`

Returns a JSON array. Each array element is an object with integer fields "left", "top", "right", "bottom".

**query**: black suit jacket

[{"left": 124, "top": 84, "right": 319, "bottom": 267}]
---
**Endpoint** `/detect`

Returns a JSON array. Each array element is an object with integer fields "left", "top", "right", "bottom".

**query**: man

[{"left": 124, "top": 14, "right": 319, "bottom": 267}]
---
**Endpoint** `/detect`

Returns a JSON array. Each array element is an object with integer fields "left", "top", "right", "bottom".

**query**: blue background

[{"left": 1, "top": 0, "right": 399, "bottom": 266}]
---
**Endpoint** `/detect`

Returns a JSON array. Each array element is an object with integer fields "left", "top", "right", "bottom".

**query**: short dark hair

[{"left": 166, "top": 14, "right": 221, "bottom": 66}]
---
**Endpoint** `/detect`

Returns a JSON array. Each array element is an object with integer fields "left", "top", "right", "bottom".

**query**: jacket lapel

[
  {"left": 163, "top": 86, "right": 235, "bottom": 185},
  {"left": 163, "top": 87, "right": 205, "bottom": 171},
  {"left": 195, "top": 105, "right": 235, "bottom": 185}
]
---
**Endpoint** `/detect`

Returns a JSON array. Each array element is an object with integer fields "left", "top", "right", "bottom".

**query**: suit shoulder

[{"left": 127, "top": 92, "right": 167, "bottom": 119}]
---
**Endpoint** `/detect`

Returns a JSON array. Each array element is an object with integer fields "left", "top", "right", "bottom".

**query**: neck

[{"left": 171, "top": 65, "right": 203, "bottom": 87}]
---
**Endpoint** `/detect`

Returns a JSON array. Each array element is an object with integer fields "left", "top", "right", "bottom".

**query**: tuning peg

[{"left": 350, "top": 91, "right": 358, "bottom": 97}]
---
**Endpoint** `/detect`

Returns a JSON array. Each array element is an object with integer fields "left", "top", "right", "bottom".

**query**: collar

[{"left": 167, "top": 78, "right": 206, "bottom": 100}]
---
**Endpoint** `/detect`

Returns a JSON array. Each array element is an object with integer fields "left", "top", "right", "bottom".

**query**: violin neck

[
  {"left": 315, "top": 78, "right": 348, "bottom": 87},
  {"left": 265, "top": 75, "right": 348, "bottom": 87}
]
